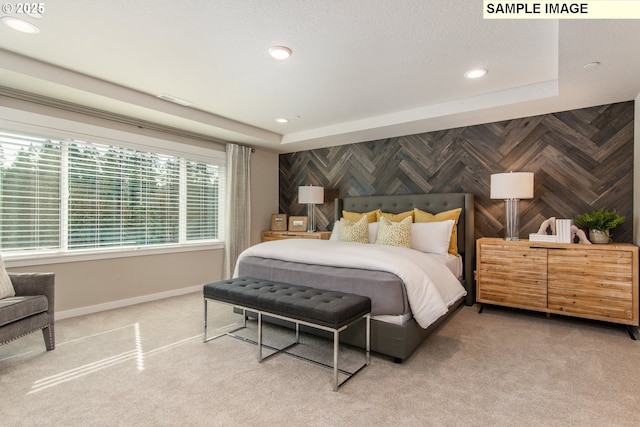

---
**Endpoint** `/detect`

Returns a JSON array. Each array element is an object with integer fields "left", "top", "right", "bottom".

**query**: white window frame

[{"left": 0, "top": 107, "right": 226, "bottom": 267}]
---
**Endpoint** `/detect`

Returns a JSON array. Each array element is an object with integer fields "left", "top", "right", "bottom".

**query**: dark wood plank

[{"left": 279, "top": 101, "right": 634, "bottom": 242}]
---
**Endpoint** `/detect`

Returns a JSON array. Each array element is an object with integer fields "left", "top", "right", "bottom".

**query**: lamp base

[
  {"left": 504, "top": 198, "right": 520, "bottom": 241},
  {"left": 306, "top": 203, "right": 316, "bottom": 232}
]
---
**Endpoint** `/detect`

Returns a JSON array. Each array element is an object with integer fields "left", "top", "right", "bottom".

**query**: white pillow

[
  {"left": 330, "top": 221, "right": 340, "bottom": 240},
  {"left": 0, "top": 254, "right": 15, "bottom": 299},
  {"left": 368, "top": 222, "right": 379, "bottom": 243},
  {"left": 411, "top": 220, "right": 455, "bottom": 255}
]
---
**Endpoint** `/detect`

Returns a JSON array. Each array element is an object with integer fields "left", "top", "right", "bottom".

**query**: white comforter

[{"left": 233, "top": 239, "right": 467, "bottom": 329}]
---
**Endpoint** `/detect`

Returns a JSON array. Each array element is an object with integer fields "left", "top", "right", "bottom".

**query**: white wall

[
  {"left": 10, "top": 249, "right": 223, "bottom": 316},
  {"left": 249, "top": 149, "right": 279, "bottom": 245}
]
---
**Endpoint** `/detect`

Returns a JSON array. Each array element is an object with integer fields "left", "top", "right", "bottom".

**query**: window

[{"left": 0, "top": 129, "right": 224, "bottom": 256}]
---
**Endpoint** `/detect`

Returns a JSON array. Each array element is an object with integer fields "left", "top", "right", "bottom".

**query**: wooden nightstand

[
  {"left": 476, "top": 237, "right": 639, "bottom": 339},
  {"left": 261, "top": 230, "right": 332, "bottom": 242}
]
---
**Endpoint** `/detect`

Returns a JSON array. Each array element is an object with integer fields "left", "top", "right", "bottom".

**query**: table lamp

[
  {"left": 298, "top": 185, "right": 324, "bottom": 232},
  {"left": 490, "top": 172, "right": 534, "bottom": 241}
]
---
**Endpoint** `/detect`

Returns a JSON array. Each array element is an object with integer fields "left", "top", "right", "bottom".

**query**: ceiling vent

[{"left": 156, "top": 93, "right": 192, "bottom": 107}]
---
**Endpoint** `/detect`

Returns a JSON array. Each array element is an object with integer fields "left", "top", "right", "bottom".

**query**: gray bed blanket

[{"left": 237, "top": 256, "right": 410, "bottom": 317}]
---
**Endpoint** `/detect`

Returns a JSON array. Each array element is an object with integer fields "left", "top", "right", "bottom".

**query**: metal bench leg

[
  {"left": 333, "top": 329, "right": 339, "bottom": 392},
  {"left": 258, "top": 311, "right": 263, "bottom": 362},
  {"left": 366, "top": 314, "right": 371, "bottom": 365},
  {"left": 203, "top": 298, "right": 208, "bottom": 343},
  {"left": 203, "top": 298, "right": 249, "bottom": 343},
  {"left": 204, "top": 295, "right": 370, "bottom": 391}
]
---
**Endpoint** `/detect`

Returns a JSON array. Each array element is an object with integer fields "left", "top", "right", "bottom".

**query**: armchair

[{"left": 0, "top": 273, "right": 55, "bottom": 351}]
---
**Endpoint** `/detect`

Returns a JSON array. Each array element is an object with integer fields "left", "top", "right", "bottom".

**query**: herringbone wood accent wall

[{"left": 279, "top": 101, "right": 634, "bottom": 242}]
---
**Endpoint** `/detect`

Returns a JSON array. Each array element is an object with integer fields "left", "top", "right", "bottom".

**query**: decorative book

[{"left": 529, "top": 233, "right": 558, "bottom": 243}]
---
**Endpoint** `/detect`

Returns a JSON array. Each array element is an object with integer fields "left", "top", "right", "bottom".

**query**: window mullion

[
  {"left": 60, "top": 141, "right": 69, "bottom": 250},
  {"left": 179, "top": 157, "right": 186, "bottom": 243}
]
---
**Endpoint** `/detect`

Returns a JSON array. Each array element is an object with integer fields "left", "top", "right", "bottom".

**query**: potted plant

[{"left": 574, "top": 208, "right": 625, "bottom": 244}]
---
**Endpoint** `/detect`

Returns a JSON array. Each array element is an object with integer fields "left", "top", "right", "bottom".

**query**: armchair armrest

[
  {"left": 5, "top": 272, "right": 56, "bottom": 350},
  {"left": 9, "top": 273, "right": 55, "bottom": 315}
]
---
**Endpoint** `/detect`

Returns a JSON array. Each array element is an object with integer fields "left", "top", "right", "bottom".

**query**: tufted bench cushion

[{"left": 203, "top": 277, "right": 371, "bottom": 329}]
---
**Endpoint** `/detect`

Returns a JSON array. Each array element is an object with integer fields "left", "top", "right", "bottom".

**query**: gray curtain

[{"left": 224, "top": 143, "right": 252, "bottom": 279}]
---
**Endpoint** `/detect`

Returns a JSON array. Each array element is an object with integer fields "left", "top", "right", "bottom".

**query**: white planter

[{"left": 589, "top": 229, "right": 610, "bottom": 244}]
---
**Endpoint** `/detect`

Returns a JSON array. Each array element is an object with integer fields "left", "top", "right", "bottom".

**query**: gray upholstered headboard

[{"left": 334, "top": 193, "right": 475, "bottom": 305}]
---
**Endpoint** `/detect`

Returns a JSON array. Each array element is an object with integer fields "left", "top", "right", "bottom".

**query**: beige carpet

[{"left": 1, "top": 292, "right": 639, "bottom": 427}]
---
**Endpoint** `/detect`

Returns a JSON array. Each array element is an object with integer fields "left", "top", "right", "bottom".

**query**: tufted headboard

[{"left": 334, "top": 193, "right": 475, "bottom": 305}]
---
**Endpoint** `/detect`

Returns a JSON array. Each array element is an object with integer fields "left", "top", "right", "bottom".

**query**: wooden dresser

[
  {"left": 476, "top": 237, "right": 639, "bottom": 338},
  {"left": 261, "top": 230, "right": 331, "bottom": 242}
]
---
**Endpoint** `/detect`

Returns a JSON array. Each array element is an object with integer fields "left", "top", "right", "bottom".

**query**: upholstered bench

[{"left": 203, "top": 277, "right": 371, "bottom": 391}]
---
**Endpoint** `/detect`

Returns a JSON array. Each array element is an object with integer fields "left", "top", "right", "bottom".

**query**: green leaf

[{"left": 574, "top": 208, "right": 625, "bottom": 231}]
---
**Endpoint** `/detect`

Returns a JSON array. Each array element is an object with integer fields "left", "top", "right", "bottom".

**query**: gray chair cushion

[
  {"left": 0, "top": 295, "right": 48, "bottom": 327},
  {"left": 204, "top": 277, "right": 371, "bottom": 329}
]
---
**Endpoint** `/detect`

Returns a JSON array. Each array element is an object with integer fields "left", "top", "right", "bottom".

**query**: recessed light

[
  {"left": 275, "top": 118, "right": 289, "bottom": 124},
  {"left": 464, "top": 68, "right": 488, "bottom": 79},
  {"left": 269, "top": 46, "right": 292, "bottom": 60},
  {"left": 1, "top": 16, "right": 39, "bottom": 34}
]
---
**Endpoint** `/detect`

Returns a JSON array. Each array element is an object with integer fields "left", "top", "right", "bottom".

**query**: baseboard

[{"left": 56, "top": 285, "right": 202, "bottom": 320}]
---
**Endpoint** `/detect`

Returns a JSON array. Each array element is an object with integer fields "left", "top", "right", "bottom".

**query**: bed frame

[{"left": 332, "top": 193, "right": 475, "bottom": 361}]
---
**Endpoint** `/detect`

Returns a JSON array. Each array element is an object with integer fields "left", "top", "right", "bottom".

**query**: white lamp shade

[
  {"left": 298, "top": 185, "right": 324, "bottom": 204},
  {"left": 490, "top": 172, "right": 534, "bottom": 199}
]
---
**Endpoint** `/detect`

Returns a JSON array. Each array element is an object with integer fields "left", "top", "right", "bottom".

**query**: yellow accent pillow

[
  {"left": 413, "top": 207, "right": 462, "bottom": 255},
  {"left": 376, "top": 210, "right": 414, "bottom": 222},
  {"left": 342, "top": 209, "right": 380, "bottom": 223},
  {"left": 375, "top": 216, "right": 412, "bottom": 248},
  {"left": 338, "top": 215, "right": 369, "bottom": 243}
]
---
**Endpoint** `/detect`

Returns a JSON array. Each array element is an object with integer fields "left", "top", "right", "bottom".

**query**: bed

[{"left": 235, "top": 193, "right": 475, "bottom": 361}]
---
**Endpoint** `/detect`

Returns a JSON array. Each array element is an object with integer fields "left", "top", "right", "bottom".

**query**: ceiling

[{"left": 1, "top": 1, "right": 639, "bottom": 154}]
